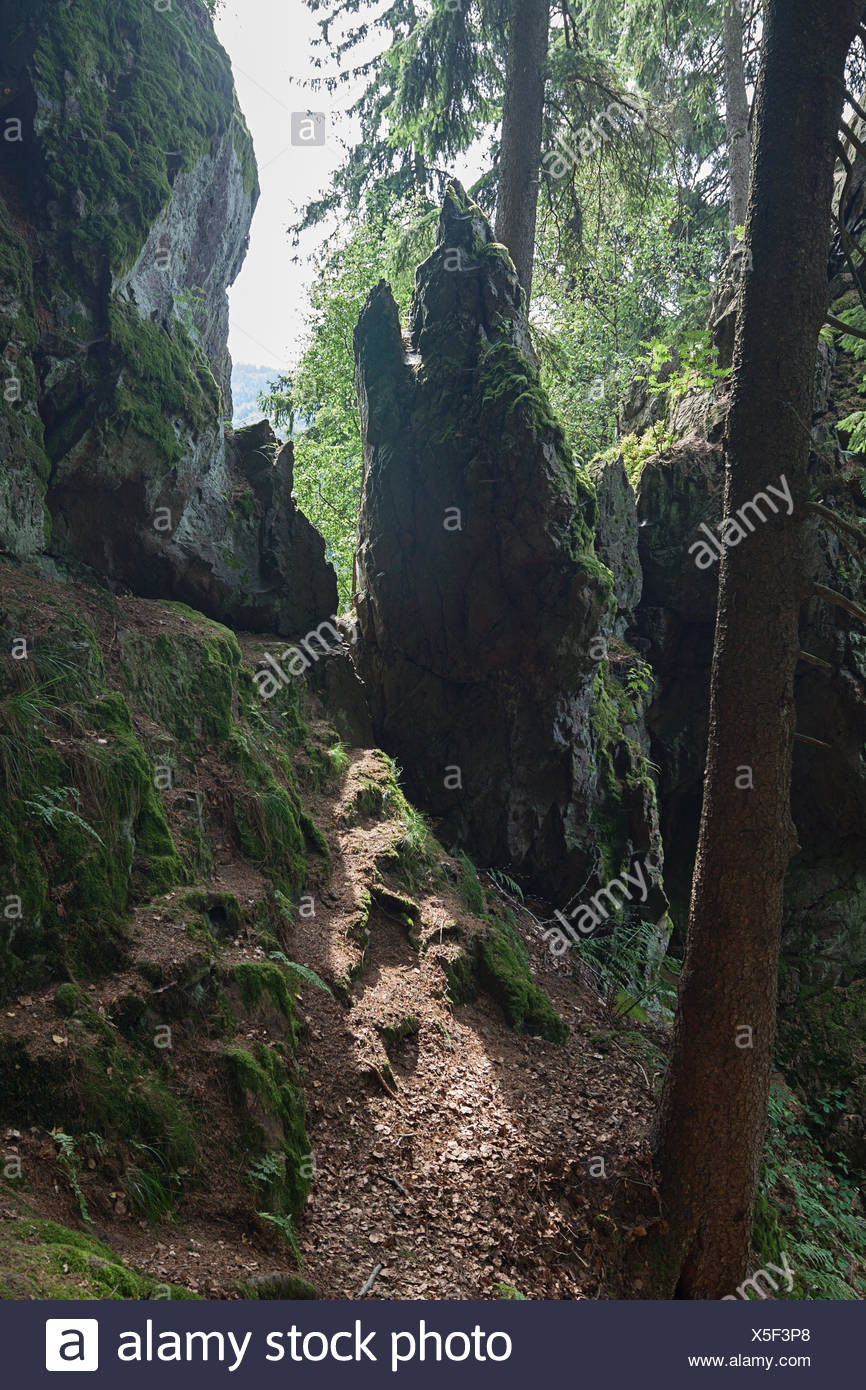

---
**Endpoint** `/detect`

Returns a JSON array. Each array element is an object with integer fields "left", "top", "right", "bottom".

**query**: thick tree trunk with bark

[
  {"left": 723, "top": 0, "right": 751, "bottom": 236},
  {"left": 651, "top": 0, "right": 862, "bottom": 1300},
  {"left": 494, "top": 0, "right": 549, "bottom": 312}
]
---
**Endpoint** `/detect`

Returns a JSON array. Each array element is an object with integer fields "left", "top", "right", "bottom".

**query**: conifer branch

[
  {"left": 794, "top": 732, "right": 833, "bottom": 750},
  {"left": 806, "top": 500, "right": 866, "bottom": 551},
  {"left": 798, "top": 649, "right": 833, "bottom": 671},
  {"left": 808, "top": 582, "right": 866, "bottom": 626},
  {"left": 825, "top": 311, "right": 866, "bottom": 341}
]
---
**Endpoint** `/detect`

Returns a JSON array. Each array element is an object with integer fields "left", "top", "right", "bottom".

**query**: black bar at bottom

[{"left": 11, "top": 1298, "right": 855, "bottom": 1388}]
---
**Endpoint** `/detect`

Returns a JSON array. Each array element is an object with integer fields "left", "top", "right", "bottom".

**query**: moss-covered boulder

[
  {"left": 0, "top": 1212, "right": 196, "bottom": 1300},
  {"left": 0, "top": 1, "right": 336, "bottom": 637},
  {"left": 478, "top": 918, "right": 568, "bottom": 1043},
  {"left": 0, "top": 586, "right": 182, "bottom": 996},
  {"left": 223, "top": 1043, "right": 310, "bottom": 1221}
]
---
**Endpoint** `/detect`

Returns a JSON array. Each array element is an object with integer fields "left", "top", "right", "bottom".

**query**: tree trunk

[
  {"left": 651, "top": 0, "right": 862, "bottom": 1300},
  {"left": 412, "top": 145, "right": 427, "bottom": 196},
  {"left": 494, "top": 0, "right": 549, "bottom": 312},
  {"left": 722, "top": 0, "right": 751, "bottom": 237}
]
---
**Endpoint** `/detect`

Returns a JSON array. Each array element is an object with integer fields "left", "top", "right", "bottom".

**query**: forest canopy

[{"left": 262, "top": 0, "right": 751, "bottom": 602}]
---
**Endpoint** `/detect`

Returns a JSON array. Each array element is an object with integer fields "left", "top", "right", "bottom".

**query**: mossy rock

[
  {"left": 54, "top": 983, "right": 85, "bottom": 1018},
  {"left": 180, "top": 890, "right": 243, "bottom": 939},
  {"left": 341, "top": 775, "right": 392, "bottom": 824},
  {"left": 0, "top": 1213, "right": 196, "bottom": 1300},
  {"left": 238, "top": 664, "right": 309, "bottom": 751},
  {"left": 228, "top": 731, "right": 307, "bottom": 895},
  {"left": 231, "top": 962, "right": 297, "bottom": 1029},
  {"left": 110, "top": 991, "right": 150, "bottom": 1038},
  {"left": 88, "top": 692, "right": 184, "bottom": 895},
  {"left": 372, "top": 884, "right": 421, "bottom": 946},
  {"left": 29, "top": 0, "right": 255, "bottom": 288},
  {"left": 106, "top": 302, "right": 217, "bottom": 464},
  {"left": 457, "top": 852, "right": 485, "bottom": 914},
  {"left": 0, "top": 637, "right": 182, "bottom": 997},
  {"left": 0, "top": 1024, "right": 197, "bottom": 1179},
  {"left": 589, "top": 659, "right": 661, "bottom": 888},
  {"left": 222, "top": 1044, "right": 309, "bottom": 1219},
  {"left": 119, "top": 622, "right": 241, "bottom": 750},
  {"left": 381, "top": 1015, "right": 421, "bottom": 1044},
  {"left": 442, "top": 935, "right": 483, "bottom": 1008},
  {"left": 478, "top": 919, "right": 568, "bottom": 1043},
  {"left": 347, "top": 889, "right": 373, "bottom": 950},
  {"left": 300, "top": 811, "right": 330, "bottom": 861}
]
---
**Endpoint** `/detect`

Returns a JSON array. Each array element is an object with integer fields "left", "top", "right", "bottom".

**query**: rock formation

[
  {"left": 618, "top": 268, "right": 866, "bottom": 988},
  {"left": 0, "top": 0, "right": 335, "bottom": 635},
  {"left": 352, "top": 181, "right": 663, "bottom": 908},
  {"left": 597, "top": 244, "right": 866, "bottom": 1166},
  {"left": 157, "top": 419, "right": 339, "bottom": 634}
]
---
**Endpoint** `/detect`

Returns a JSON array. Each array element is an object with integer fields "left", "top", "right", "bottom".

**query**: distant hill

[{"left": 230, "top": 361, "right": 283, "bottom": 428}]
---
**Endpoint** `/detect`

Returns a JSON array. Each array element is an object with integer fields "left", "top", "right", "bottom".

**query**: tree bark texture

[
  {"left": 494, "top": 0, "right": 549, "bottom": 312},
  {"left": 723, "top": 0, "right": 751, "bottom": 235},
  {"left": 651, "top": 0, "right": 863, "bottom": 1301}
]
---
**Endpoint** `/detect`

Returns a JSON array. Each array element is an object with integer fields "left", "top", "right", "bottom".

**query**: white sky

[
  {"left": 213, "top": 0, "right": 484, "bottom": 374},
  {"left": 214, "top": 0, "right": 349, "bottom": 371}
]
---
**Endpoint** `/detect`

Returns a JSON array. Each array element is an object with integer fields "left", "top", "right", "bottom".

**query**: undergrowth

[
  {"left": 756, "top": 1080, "right": 866, "bottom": 1299},
  {"left": 575, "top": 917, "right": 678, "bottom": 1021}
]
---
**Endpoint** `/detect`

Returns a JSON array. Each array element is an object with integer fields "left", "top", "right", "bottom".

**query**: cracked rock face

[
  {"left": 622, "top": 399, "right": 866, "bottom": 982},
  {"left": 156, "top": 419, "right": 338, "bottom": 636},
  {"left": 352, "top": 182, "right": 660, "bottom": 901},
  {"left": 113, "top": 131, "right": 252, "bottom": 409},
  {"left": 0, "top": 0, "right": 335, "bottom": 636}
]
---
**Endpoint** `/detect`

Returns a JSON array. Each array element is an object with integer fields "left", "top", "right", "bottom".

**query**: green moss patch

[
  {"left": 222, "top": 1045, "right": 309, "bottom": 1220},
  {"left": 457, "top": 852, "right": 485, "bottom": 914},
  {"left": 477, "top": 341, "right": 572, "bottom": 461},
  {"left": 0, "top": 202, "right": 50, "bottom": 499},
  {"left": 0, "top": 603, "right": 182, "bottom": 997},
  {"left": 31, "top": 0, "right": 256, "bottom": 285},
  {"left": 231, "top": 962, "right": 297, "bottom": 1030},
  {"left": 300, "top": 810, "right": 330, "bottom": 861},
  {"left": 478, "top": 918, "right": 568, "bottom": 1043},
  {"left": 87, "top": 691, "right": 183, "bottom": 895},
  {"left": 228, "top": 730, "right": 307, "bottom": 896},
  {"left": 0, "top": 1212, "right": 196, "bottom": 1300},
  {"left": 180, "top": 890, "right": 243, "bottom": 939},
  {"left": 107, "top": 303, "right": 218, "bottom": 463},
  {"left": 589, "top": 659, "right": 660, "bottom": 886},
  {"left": 0, "top": 1020, "right": 196, "bottom": 1179},
  {"left": 119, "top": 622, "right": 240, "bottom": 748}
]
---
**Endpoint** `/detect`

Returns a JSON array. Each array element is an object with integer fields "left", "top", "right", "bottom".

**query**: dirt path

[
  {"left": 0, "top": 593, "right": 663, "bottom": 1299},
  {"left": 284, "top": 750, "right": 659, "bottom": 1299}
]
